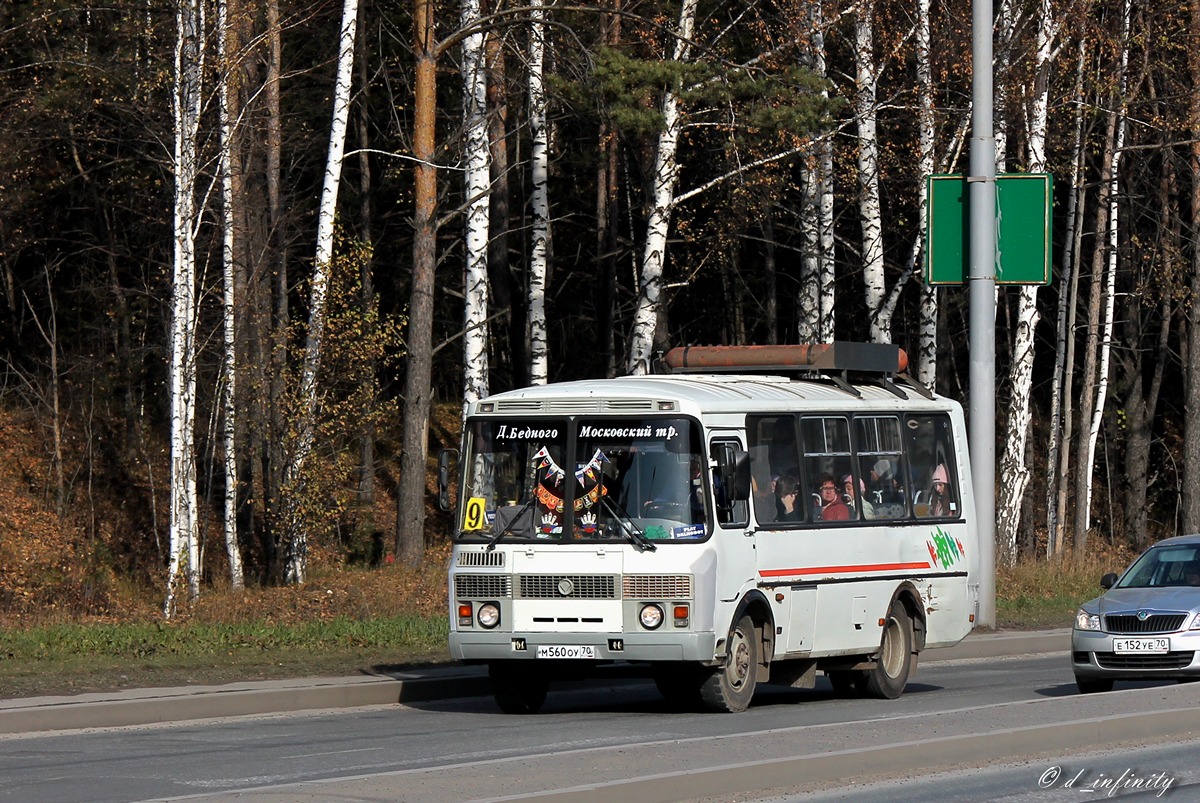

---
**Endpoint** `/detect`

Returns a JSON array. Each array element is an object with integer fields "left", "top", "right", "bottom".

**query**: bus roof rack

[{"left": 660, "top": 342, "right": 908, "bottom": 376}]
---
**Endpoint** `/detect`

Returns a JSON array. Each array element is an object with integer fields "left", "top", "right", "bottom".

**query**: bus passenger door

[{"left": 710, "top": 436, "right": 756, "bottom": 602}]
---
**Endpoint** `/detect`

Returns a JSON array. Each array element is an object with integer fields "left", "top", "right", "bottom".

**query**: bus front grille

[
  {"left": 455, "top": 574, "right": 513, "bottom": 598},
  {"left": 623, "top": 574, "right": 693, "bottom": 599},
  {"left": 518, "top": 574, "right": 617, "bottom": 599}
]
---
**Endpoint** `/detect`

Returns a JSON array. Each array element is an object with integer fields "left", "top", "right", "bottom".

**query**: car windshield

[
  {"left": 457, "top": 416, "right": 708, "bottom": 543},
  {"left": 1115, "top": 545, "right": 1200, "bottom": 589}
]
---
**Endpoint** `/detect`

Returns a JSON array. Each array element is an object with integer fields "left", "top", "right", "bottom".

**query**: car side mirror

[{"left": 1100, "top": 572, "right": 1118, "bottom": 590}]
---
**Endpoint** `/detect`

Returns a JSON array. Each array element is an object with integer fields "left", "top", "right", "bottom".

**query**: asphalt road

[
  {"left": 0, "top": 628, "right": 1069, "bottom": 735},
  {"left": 2, "top": 629, "right": 1200, "bottom": 802}
]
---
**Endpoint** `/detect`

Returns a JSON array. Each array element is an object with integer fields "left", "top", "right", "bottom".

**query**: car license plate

[
  {"left": 1113, "top": 637, "right": 1169, "bottom": 654},
  {"left": 536, "top": 645, "right": 595, "bottom": 659}
]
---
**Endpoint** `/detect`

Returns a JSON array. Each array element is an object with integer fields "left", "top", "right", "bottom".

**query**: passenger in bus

[
  {"left": 870, "top": 459, "right": 903, "bottom": 505},
  {"left": 817, "top": 474, "right": 850, "bottom": 521},
  {"left": 926, "top": 463, "right": 954, "bottom": 517},
  {"left": 842, "top": 474, "right": 874, "bottom": 519},
  {"left": 775, "top": 474, "right": 804, "bottom": 521},
  {"left": 752, "top": 473, "right": 777, "bottom": 522}
]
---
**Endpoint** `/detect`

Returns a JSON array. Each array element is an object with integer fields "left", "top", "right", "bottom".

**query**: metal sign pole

[{"left": 970, "top": 0, "right": 997, "bottom": 628}]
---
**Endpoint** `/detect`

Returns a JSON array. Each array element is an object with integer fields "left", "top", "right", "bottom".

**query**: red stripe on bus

[{"left": 759, "top": 562, "right": 932, "bottom": 578}]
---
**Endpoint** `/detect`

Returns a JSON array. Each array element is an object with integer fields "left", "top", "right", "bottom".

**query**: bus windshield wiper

[
  {"left": 485, "top": 497, "right": 536, "bottom": 551},
  {"left": 601, "top": 494, "right": 656, "bottom": 552}
]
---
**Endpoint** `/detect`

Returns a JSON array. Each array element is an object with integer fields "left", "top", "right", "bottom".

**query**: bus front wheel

[
  {"left": 489, "top": 661, "right": 549, "bottom": 714},
  {"left": 700, "top": 615, "right": 758, "bottom": 713},
  {"left": 863, "top": 600, "right": 914, "bottom": 699}
]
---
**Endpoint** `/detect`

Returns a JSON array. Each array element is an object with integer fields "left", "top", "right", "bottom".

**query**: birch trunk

[
  {"left": 853, "top": 0, "right": 888, "bottom": 343},
  {"left": 914, "top": 0, "right": 936, "bottom": 387},
  {"left": 529, "top": 0, "right": 550, "bottom": 384},
  {"left": 166, "top": 0, "right": 203, "bottom": 616},
  {"left": 626, "top": 0, "right": 698, "bottom": 375},
  {"left": 1048, "top": 33, "right": 1087, "bottom": 558},
  {"left": 812, "top": 0, "right": 835, "bottom": 344},
  {"left": 995, "top": 0, "right": 1057, "bottom": 565},
  {"left": 1075, "top": 2, "right": 1128, "bottom": 551},
  {"left": 218, "top": 0, "right": 244, "bottom": 589},
  {"left": 285, "top": 0, "right": 359, "bottom": 584},
  {"left": 461, "top": 0, "right": 490, "bottom": 407}
]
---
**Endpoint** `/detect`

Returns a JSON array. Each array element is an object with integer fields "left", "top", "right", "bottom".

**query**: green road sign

[{"left": 925, "top": 173, "right": 1053, "bottom": 285}]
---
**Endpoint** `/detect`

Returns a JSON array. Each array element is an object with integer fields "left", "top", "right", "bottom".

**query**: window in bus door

[
  {"left": 800, "top": 416, "right": 854, "bottom": 522},
  {"left": 749, "top": 415, "right": 803, "bottom": 526}
]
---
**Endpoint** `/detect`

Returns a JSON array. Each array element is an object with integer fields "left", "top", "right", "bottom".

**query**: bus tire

[
  {"left": 489, "top": 661, "right": 549, "bottom": 714},
  {"left": 700, "top": 615, "right": 758, "bottom": 713},
  {"left": 863, "top": 600, "right": 913, "bottom": 700}
]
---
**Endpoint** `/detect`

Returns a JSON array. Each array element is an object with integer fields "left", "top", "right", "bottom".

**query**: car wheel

[{"left": 1075, "top": 676, "right": 1114, "bottom": 694}]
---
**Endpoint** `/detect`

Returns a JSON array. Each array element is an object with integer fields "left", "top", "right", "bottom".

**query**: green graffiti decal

[{"left": 927, "top": 527, "right": 964, "bottom": 569}]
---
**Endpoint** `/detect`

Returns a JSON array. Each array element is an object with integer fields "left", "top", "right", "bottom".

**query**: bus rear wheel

[
  {"left": 700, "top": 615, "right": 758, "bottom": 713},
  {"left": 863, "top": 600, "right": 913, "bottom": 699},
  {"left": 489, "top": 661, "right": 549, "bottom": 714}
]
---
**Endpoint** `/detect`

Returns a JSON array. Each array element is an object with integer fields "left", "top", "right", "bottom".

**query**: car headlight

[
  {"left": 1188, "top": 612, "right": 1200, "bottom": 631},
  {"left": 639, "top": 603, "right": 664, "bottom": 629},
  {"left": 1074, "top": 608, "right": 1101, "bottom": 631},
  {"left": 477, "top": 602, "right": 501, "bottom": 629}
]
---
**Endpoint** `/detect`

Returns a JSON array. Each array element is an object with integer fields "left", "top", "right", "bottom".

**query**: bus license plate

[
  {"left": 536, "top": 645, "right": 595, "bottom": 659},
  {"left": 1113, "top": 637, "right": 1169, "bottom": 654}
]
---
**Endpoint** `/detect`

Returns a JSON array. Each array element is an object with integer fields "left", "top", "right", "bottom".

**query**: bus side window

[{"left": 905, "top": 413, "right": 959, "bottom": 518}]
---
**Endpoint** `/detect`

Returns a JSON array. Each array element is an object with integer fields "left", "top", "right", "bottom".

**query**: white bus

[{"left": 442, "top": 343, "right": 977, "bottom": 713}]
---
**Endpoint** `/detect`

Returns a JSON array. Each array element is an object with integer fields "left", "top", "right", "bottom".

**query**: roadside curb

[{"left": 0, "top": 629, "right": 1067, "bottom": 735}]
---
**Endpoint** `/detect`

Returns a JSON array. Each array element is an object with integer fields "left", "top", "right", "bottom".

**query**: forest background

[{"left": 1, "top": 0, "right": 1197, "bottom": 635}]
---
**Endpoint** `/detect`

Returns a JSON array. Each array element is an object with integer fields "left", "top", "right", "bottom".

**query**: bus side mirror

[
  {"left": 437, "top": 449, "right": 458, "bottom": 512},
  {"left": 715, "top": 445, "right": 751, "bottom": 502}
]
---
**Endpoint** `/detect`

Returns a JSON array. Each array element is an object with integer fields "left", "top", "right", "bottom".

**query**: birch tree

[
  {"left": 284, "top": 0, "right": 359, "bottom": 584},
  {"left": 1075, "top": 0, "right": 1129, "bottom": 551},
  {"left": 528, "top": 0, "right": 550, "bottom": 384},
  {"left": 461, "top": 0, "right": 490, "bottom": 408},
  {"left": 218, "top": 0, "right": 244, "bottom": 589},
  {"left": 1047, "top": 31, "right": 1088, "bottom": 558},
  {"left": 913, "top": 0, "right": 936, "bottom": 388},
  {"left": 854, "top": 0, "right": 889, "bottom": 344},
  {"left": 165, "top": 0, "right": 203, "bottom": 616},
  {"left": 626, "top": 0, "right": 698, "bottom": 375},
  {"left": 797, "top": 0, "right": 834, "bottom": 345},
  {"left": 996, "top": 0, "right": 1058, "bottom": 565}
]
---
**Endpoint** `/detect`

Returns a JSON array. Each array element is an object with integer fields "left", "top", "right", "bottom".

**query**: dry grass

[{"left": 995, "top": 544, "right": 1137, "bottom": 629}]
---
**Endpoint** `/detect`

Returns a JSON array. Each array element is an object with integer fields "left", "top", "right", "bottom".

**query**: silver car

[{"left": 1071, "top": 533, "right": 1200, "bottom": 693}]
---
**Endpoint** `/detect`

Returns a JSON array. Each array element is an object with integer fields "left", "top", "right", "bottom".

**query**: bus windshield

[{"left": 457, "top": 416, "right": 708, "bottom": 543}]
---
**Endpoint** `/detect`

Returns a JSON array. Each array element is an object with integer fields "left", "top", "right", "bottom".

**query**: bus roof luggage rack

[{"left": 661, "top": 342, "right": 908, "bottom": 376}]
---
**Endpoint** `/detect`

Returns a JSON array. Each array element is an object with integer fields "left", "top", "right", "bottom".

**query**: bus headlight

[
  {"left": 639, "top": 604, "right": 664, "bottom": 630},
  {"left": 478, "top": 602, "right": 501, "bottom": 629}
]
